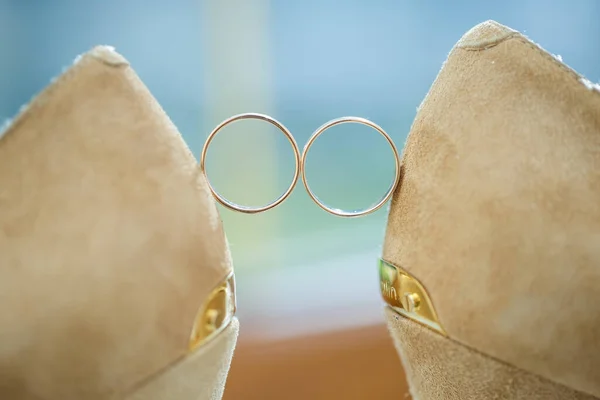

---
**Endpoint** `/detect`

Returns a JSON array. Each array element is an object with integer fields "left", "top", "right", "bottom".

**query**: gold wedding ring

[
  {"left": 301, "top": 117, "right": 401, "bottom": 217},
  {"left": 200, "top": 113, "right": 301, "bottom": 214}
]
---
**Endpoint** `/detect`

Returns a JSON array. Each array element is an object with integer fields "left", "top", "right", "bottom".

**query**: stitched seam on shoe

[
  {"left": 516, "top": 35, "right": 595, "bottom": 84},
  {"left": 389, "top": 311, "right": 600, "bottom": 399},
  {"left": 89, "top": 46, "right": 130, "bottom": 67},
  {"left": 0, "top": 51, "right": 129, "bottom": 143},
  {"left": 457, "top": 33, "right": 600, "bottom": 97},
  {"left": 457, "top": 31, "right": 520, "bottom": 51}
]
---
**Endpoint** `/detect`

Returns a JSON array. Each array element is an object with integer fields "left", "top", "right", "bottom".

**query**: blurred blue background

[{"left": 1, "top": 0, "right": 599, "bottom": 329}]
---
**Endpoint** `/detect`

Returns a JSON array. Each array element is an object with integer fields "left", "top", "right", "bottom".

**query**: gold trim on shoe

[
  {"left": 379, "top": 259, "right": 447, "bottom": 335},
  {"left": 188, "top": 272, "right": 237, "bottom": 351}
]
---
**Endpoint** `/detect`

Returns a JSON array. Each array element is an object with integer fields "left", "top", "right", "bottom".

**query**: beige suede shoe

[
  {"left": 380, "top": 21, "right": 600, "bottom": 399},
  {"left": 0, "top": 46, "right": 238, "bottom": 400}
]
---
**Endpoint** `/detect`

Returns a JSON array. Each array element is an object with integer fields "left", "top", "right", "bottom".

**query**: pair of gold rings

[{"left": 199, "top": 113, "right": 401, "bottom": 217}]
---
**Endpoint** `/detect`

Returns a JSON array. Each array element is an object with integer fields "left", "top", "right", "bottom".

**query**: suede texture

[
  {"left": 383, "top": 20, "right": 600, "bottom": 397},
  {"left": 386, "top": 309, "right": 596, "bottom": 400},
  {"left": 0, "top": 46, "right": 236, "bottom": 399},
  {"left": 126, "top": 318, "right": 239, "bottom": 400}
]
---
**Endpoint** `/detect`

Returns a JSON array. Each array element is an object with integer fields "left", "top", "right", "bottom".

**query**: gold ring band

[
  {"left": 200, "top": 113, "right": 301, "bottom": 214},
  {"left": 301, "top": 116, "right": 401, "bottom": 217}
]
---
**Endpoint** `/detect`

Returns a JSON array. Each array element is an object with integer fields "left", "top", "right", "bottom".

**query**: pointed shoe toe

[
  {"left": 382, "top": 20, "right": 600, "bottom": 400},
  {"left": 0, "top": 46, "right": 237, "bottom": 400}
]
